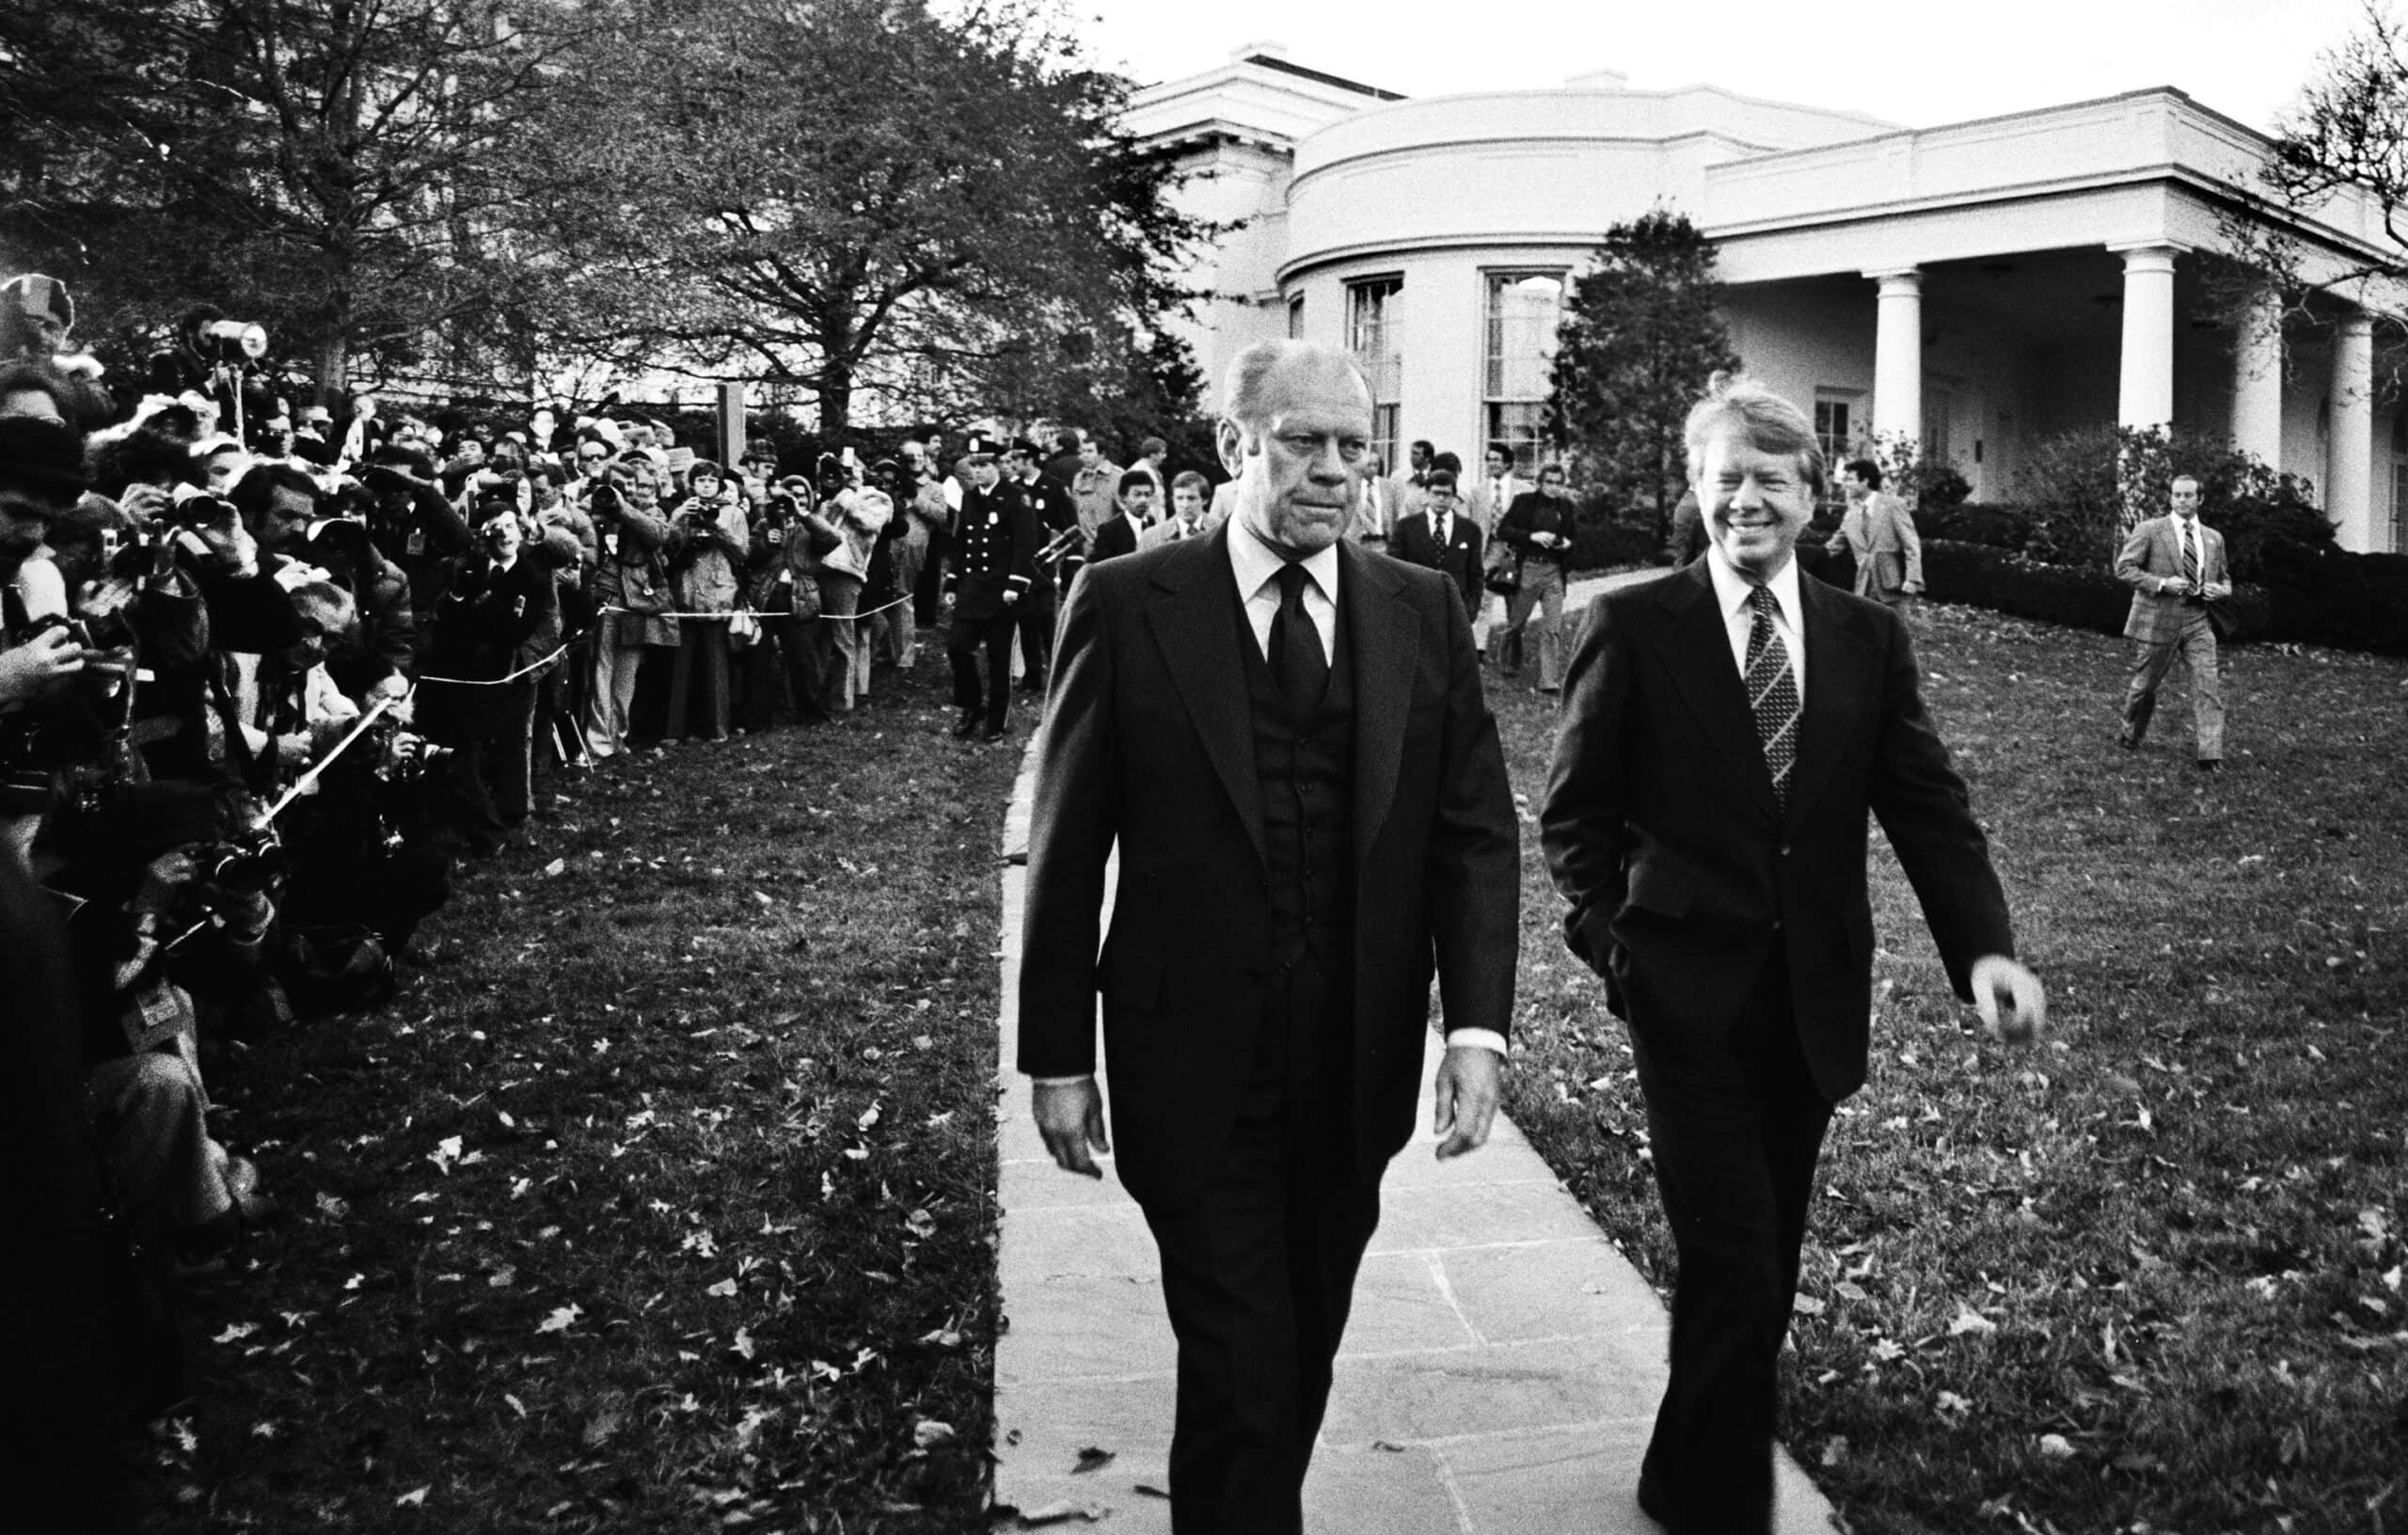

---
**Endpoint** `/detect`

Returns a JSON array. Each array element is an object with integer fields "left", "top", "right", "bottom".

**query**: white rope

[{"left": 414, "top": 642, "right": 571, "bottom": 688}]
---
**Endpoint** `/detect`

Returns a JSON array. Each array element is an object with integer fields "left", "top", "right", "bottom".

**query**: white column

[
  {"left": 2229, "top": 286, "right": 2284, "bottom": 467},
  {"left": 1868, "top": 268, "right": 1923, "bottom": 446},
  {"left": 2115, "top": 245, "right": 2179, "bottom": 432},
  {"left": 2330, "top": 310, "right": 2377, "bottom": 552}
]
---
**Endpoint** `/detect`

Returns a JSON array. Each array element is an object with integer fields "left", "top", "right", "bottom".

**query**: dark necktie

[
  {"left": 1745, "top": 585, "right": 1802, "bottom": 809},
  {"left": 1435, "top": 511, "right": 1451, "bottom": 548},
  {"left": 1270, "top": 563, "right": 1328, "bottom": 713},
  {"left": 2179, "top": 520, "right": 2199, "bottom": 590}
]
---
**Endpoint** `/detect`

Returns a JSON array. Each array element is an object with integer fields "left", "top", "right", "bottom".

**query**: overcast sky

[{"left": 1070, "top": 0, "right": 2372, "bottom": 134}]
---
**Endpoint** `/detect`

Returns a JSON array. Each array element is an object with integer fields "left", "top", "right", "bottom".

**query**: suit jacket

[
  {"left": 1825, "top": 492, "right": 1924, "bottom": 598},
  {"left": 1087, "top": 512, "right": 1146, "bottom": 562},
  {"left": 1540, "top": 560, "right": 2014, "bottom": 1104},
  {"left": 2115, "top": 514, "right": 2228, "bottom": 642},
  {"left": 1136, "top": 513, "right": 1219, "bottom": 552},
  {"left": 1018, "top": 527, "right": 1520, "bottom": 1206},
  {"left": 1391, "top": 510, "right": 1484, "bottom": 616}
]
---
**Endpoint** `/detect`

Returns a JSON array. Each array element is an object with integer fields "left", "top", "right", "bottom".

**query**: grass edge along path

[
  {"left": 149, "top": 665, "right": 1018, "bottom": 1534},
  {"left": 1494, "top": 599, "right": 2408, "bottom": 1535}
]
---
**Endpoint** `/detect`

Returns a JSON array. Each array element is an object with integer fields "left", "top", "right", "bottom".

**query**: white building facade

[{"left": 1126, "top": 47, "right": 2408, "bottom": 553}]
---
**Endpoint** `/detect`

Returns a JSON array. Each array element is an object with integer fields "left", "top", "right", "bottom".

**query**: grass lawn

[
  {"left": 1492, "top": 596, "right": 2408, "bottom": 1534},
  {"left": 145, "top": 663, "right": 1019, "bottom": 1533}
]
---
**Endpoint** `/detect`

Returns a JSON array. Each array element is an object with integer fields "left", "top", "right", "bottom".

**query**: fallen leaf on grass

[
  {"left": 706, "top": 1278, "right": 738, "bottom": 1298},
  {"left": 2036, "top": 1432, "right": 2075, "bottom": 1460},
  {"left": 1936, "top": 1390, "right": 1972, "bottom": 1416},
  {"left": 542, "top": 858, "right": 565, "bottom": 878},
  {"left": 536, "top": 1305, "right": 580, "bottom": 1335},
  {"left": 916, "top": 1328, "right": 962, "bottom": 1349},
  {"left": 1016, "top": 1501, "right": 1108, "bottom": 1526},
  {"left": 315, "top": 1192, "right": 349, "bottom": 1219},
  {"left": 212, "top": 1322, "right": 258, "bottom": 1344},
  {"left": 913, "top": 1419, "right": 955, "bottom": 1448},
  {"left": 395, "top": 1485, "right": 429, "bottom": 1507},
  {"left": 1948, "top": 1306, "right": 1998, "bottom": 1337},
  {"left": 1072, "top": 1446, "right": 1115, "bottom": 1474},
  {"left": 732, "top": 1327, "right": 755, "bottom": 1360}
]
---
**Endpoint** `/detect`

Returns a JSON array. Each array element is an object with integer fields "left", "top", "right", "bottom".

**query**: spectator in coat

[
  {"left": 816, "top": 484, "right": 891, "bottom": 713},
  {"left": 663, "top": 460, "right": 748, "bottom": 744},
  {"left": 579, "top": 457, "right": 677, "bottom": 761},
  {"left": 1086, "top": 470, "right": 1160, "bottom": 562}
]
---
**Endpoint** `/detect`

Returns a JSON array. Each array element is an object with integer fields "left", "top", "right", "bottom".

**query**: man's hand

[
  {"left": 2161, "top": 576, "right": 2194, "bottom": 597},
  {"left": 1432, "top": 1045, "right": 1503, "bottom": 1160},
  {"left": 1970, "top": 954, "right": 2047, "bottom": 1046},
  {"left": 1033, "top": 1078, "right": 1109, "bottom": 1179},
  {"left": 1002, "top": 589, "right": 1021, "bottom": 605},
  {"left": 0, "top": 627, "right": 88, "bottom": 704}
]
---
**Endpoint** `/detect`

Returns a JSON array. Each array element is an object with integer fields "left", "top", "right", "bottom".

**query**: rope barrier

[
  {"left": 595, "top": 593, "right": 914, "bottom": 623},
  {"left": 413, "top": 642, "right": 571, "bottom": 689}
]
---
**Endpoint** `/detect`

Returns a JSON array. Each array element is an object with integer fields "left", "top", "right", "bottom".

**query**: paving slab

[{"left": 990, "top": 596, "right": 1835, "bottom": 1530}]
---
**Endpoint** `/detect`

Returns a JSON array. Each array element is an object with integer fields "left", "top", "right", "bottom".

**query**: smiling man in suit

[
  {"left": 1018, "top": 339, "right": 1520, "bottom": 1534},
  {"left": 1388, "top": 467, "right": 1484, "bottom": 618},
  {"left": 2114, "top": 474, "right": 2231, "bottom": 770},
  {"left": 1542, "top": 373, "right": 2047, "bottom": 1533}
]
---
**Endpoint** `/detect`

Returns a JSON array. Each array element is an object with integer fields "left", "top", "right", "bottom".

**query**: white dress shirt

[{"left": 1704, "top": 545, "right": 1806, "bottom": 700}]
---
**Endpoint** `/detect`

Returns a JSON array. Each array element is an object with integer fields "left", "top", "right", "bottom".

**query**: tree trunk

[{"left": 315, "top": 330, "right": 349, "bottom": 410}]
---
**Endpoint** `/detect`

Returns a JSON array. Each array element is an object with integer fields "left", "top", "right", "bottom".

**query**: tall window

[
  {"left": 1286, "top": 293, "right": 1305, "bottom": 340},
  {"left": 1814, "top": 391, "right": 1863, "bottom": 507},
  {"left": 1484, "top": 271, "right": 1564, "bottom": 475},
  {"left": 1348, "top": 277, "right": 1403, "bottom": 474}
]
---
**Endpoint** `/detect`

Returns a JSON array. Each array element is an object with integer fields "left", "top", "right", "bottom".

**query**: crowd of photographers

[{"left": 0, "top": 278, "right": 974, "bottom": 1515}]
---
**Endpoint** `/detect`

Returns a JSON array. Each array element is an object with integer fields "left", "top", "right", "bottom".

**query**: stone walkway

[{"left": 989, "top": 567, "right": 1836, "bottom": 1532}]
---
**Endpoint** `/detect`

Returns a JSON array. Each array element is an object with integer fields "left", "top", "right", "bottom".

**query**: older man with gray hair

[{"left": 1018, "top": 340, "right": 1520, "bottom": 1533}]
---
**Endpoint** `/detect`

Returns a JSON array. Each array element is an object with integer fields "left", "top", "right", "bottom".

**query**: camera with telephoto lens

[
  {"left": 587, "top": 483, "right": 621, "bottom": 517},
  {"left": 201, "top": 320, "right": 269, "bottom": 362}
]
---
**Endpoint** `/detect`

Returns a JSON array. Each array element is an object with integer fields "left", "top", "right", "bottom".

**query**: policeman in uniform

[
  {"left": 944, "top": 439, "right": 1038, "bottom": 740},
  {"left": 1003, "top": 437, "right": 1083, "bottom": 695}
]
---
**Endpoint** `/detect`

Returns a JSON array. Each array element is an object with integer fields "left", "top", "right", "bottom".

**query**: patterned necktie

[
  {"left": 1270, "top": 563, "right": 1328, "bottom": 713},
  {"left": 2179, "top": 519, "right": 2199, "bottom": 590},
  {"left": 1435, "top": 511, "right": 1450, "bottom": 548},
  {"left": 1745, "top": 585, "right": 1802, "bottom": 809}
]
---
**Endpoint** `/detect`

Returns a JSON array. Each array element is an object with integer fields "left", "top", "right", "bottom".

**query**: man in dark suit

[
  {"left": 1541, "top": 375, "right": 2047, "bottom": 1533},
  {"left": 1388, "top": 467, "right": 1483, "bottom": 617},
  {"left": 1085, "top": 469, "right": 1160, "bottom": 562},
  {"left": 1020, "top": 340, "right": 1520, "bottom": 1535}
]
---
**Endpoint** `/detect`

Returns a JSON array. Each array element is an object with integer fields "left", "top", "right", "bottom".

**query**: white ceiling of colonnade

[{"left": 1072, "top": 0, "right": 2365, "bottom": 136}]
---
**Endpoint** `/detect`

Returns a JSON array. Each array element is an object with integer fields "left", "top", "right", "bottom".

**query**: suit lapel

[
  {"left": 1343, "top": 543, "right": 1417, "bottom": 865},
  {"left": 1652, "top": 562, "right": 1780, "bottom": 822},
  {"left": 1145, "top": 525, "right": 1267, "bottom": 869},
  {"left": 1783, "top": 575, "right": 1875, "bottom": 828}
]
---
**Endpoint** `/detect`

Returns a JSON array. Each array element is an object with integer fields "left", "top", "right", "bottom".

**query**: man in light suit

[
  {"left": 1542, "top": 375, "right": 2046, "bottom": 1534},
  {"left": 1137, "top": 470, "right": 1221, "bottom": 551},
  {"left": 1388, "top": 467, "right": 1484, "bottom": 618},
  {"left": 1823, "top": 457, "right": 1924, "bottom": 609},
  {"left": 1021, "top": 340, "right": 1520, "bottom": 1535},
  {"left": 2115, "top": 474, "right": 2231, "bottom": 770},
  {"left": 1348, "top": 448, "right": 1402, "bottom": 551}
]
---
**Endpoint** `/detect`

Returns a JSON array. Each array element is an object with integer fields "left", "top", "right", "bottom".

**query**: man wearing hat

[
  {"left": 943, "top": 441, "right": 1038, "bottom": 740},
  {"left": 0, "top": 275, "right": 111, "bottom": 430},
  {"left": 1003, "top": 436, "right": 1082, "bottom": 695}
]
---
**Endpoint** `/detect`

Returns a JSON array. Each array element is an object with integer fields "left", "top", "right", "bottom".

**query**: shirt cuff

[
  {"left": 1030, "top": 1074, "right": 1094, "bottom": 1087},
  {"left": 1445, "top": 1028, "right": 1508, "bottom": 1056}
]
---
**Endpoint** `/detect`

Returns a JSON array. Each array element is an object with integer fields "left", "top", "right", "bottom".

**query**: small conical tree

[{"left": 1547, "top": 206, "right": 1741, "bottom": 545}]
